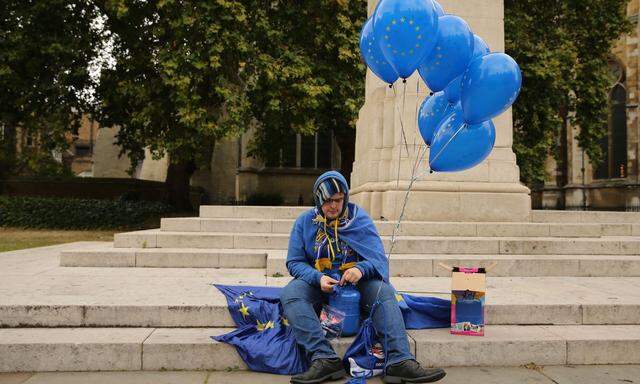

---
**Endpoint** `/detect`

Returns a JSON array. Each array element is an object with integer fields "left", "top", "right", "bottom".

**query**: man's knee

[
  {"left": 360, "top": 279, "right": 396, "bottom": 304},
  {"left": 280, "top": 278, "right": 315, "bottom": 305}
]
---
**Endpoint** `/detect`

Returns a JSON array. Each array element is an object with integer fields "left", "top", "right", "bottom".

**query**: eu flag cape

[
  {"left": 212, "top": 284, "right": 450, "bottom": 375},
  {"left": 287, "top": 201, "right": 390, "bottom": 285}
]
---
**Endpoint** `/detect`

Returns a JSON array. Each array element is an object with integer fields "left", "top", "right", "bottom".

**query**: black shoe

[
  {"left": 290, "top": 357, "right": 345, "bottom": 384},
  {"left": 383, "top": 359, "right": 446, "bottom": 383}
]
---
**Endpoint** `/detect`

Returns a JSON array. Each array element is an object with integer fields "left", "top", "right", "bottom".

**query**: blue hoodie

[{"left": 286, "top": 171, "right": 389, "bottom": 286}]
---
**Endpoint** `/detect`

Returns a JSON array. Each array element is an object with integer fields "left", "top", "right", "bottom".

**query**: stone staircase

[{"left": 2, "top": 206, "right": 640, "bottom": 372}]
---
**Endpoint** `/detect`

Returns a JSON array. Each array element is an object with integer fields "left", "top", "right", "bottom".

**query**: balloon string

[
  {"left": 370, "top": 80, "right": 434, "bottom": 325},
  {"left": 411, "top": 79, "right": 426, "bottom": 181},
  {"left": 430, "top": 122, "right": 468, "bottom": 165},
  {"left": 402, "top": 81, "right": 409, "bottom": 156},
  {"left": 391, "top": 84, "right": 410, "bottom": 157},
  {"left": 392, "top": 83, "right": 409, "bottom": 189},
  {"left": 370, "top": 137, "right": 431, "bottom": 309}
]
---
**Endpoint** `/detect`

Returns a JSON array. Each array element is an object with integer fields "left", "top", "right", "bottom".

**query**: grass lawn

[{"left": 0, "top": 227, "right": 117, "bottom": 253}]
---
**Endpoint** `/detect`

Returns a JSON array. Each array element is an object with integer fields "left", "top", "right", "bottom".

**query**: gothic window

[
  {"left": 611, "top": 84, "right": 628, "bottom": 178},
  {"left": 594, "top": 58, "right": 628, "bottom": 179},
  {"left": 316, "top": 131, "right": 333, "bottom": 169},
  {"left": 267, "top": 130, "right": 333, "bottom": 169}
]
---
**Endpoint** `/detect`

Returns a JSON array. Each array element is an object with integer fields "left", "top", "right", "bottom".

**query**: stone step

[
  {"left": 1, "top": 325, "right": 639, "bottom": 372},
  {"left": 199, "top": 206, "right": 310, "bottom": 219},
  {"left": 9, "top": 366, "right": 640, "bottom": 383},
  {"left": 266, "top": 253, "right": 640, "bottom": 277},
  {"left": 60, "top": 247, "right": 269, "bottom": 268},
  {"left": 114, "top": 230, "right": 640, "bottom": 255},
  {"left": 2, "top": 274, "right": 640, "bottom": 327},
  {"left": 198, "top": 206, "right": 640, "bottom": 224},
  {"left": 532, "top": 210, "right": 640, "bottom": 224},
  {"left": 161, "top": 217, "right": 640, "bottom": 238},
  {"left": 59, "top": 247, "right": 640, "bottom": 277}
]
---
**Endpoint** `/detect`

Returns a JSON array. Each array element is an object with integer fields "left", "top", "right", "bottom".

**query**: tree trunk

[
  {"left": 165, "top": 157, "right": 197, "bottom": 211},
  {"left": 0, "top": 124, "right": 17, "bottom": 181},
  {"left": 335, "top": 130, "right": 355, "bottom": 186}
]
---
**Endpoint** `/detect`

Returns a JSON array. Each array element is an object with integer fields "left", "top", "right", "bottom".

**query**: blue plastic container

[{"left": 329, "top": 285, "right": 361, "bottom": 336}]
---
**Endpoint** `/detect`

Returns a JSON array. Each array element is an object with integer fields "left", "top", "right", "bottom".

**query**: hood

[{"left": 312, "top": 170, "right": 350, "bottom": 216}]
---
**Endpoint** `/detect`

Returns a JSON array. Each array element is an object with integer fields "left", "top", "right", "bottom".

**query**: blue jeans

[{"left": 280, "top": 278, "right": 414, "bottom": 366}]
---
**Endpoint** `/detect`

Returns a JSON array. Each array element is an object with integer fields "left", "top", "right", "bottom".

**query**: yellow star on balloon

[{"left": 281, "top": 317, "right": 290, "bottom": 327}]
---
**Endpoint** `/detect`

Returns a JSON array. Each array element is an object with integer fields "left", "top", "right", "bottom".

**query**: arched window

[
  {"left": 594, "top": 58, "right": 628, "bottom": 179},
  {"left": 611, "top": 83, "right": 628, "bottom": 178}
]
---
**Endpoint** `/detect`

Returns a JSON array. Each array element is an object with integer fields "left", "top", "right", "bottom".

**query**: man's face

[{"left": 321, "top": 192, "right": 345, "bottom": 220}]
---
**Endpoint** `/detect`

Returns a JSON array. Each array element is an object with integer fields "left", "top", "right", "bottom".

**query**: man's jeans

[{"left": 280, "top": 278, "right": 414, "bottom": 367}]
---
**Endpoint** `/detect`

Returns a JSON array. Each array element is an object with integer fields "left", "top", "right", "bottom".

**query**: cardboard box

[{"left": 450, "top": 266, "right": 486, "bottom": 336}]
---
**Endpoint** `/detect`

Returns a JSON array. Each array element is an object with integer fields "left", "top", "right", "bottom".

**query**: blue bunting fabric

[{"left": 212, "top": 284, "right": 450, "bottom": 376}]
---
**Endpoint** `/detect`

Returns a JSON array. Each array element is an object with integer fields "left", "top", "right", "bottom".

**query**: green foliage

[
  {"left": 0, "top": 0, "right": 101, "bottom": 171},
  {"left": 12, "top": 150, "right": 74, "bottom": 178},
  {"left": 247, "top": 1, "right": 367, "bottom": 169},
  {"left": 95, "top": 0, "right": 366, "bottom": 174},
  {"left": 244, "top": 192, "right": 284, "bottom": 206},
  {"left": 95, "top": 0, "right": 257, "bottom": 169},
  {"left": 0, "top": 196, "right": 172, "bottom": 229},
  {"left": 505, "top": 0, "right": 631, "bottom": 185}
]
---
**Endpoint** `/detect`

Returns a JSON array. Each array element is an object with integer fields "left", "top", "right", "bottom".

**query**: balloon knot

[
  {"left": 430, "top": 170, "right": 434, "bottom": 174},
  {"left": 402, "top": 79, "right": 407, "bottom": 83},
  {"left": 388, "top": 84, "right": 393, "bottom": 89},
  {"left": 429, "top": 92, "right": 434, "bottom": 96}
]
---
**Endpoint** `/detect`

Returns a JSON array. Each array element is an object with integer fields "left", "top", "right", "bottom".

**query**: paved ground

[
  {"left": 4, "top": 242, "right": 640, "bottom": 310},
  {"left": 1, "top": 366, "right": 639, "bottom": 384},
  {"left": 3, "top": 243, "right": 640, "bottom": 379}
]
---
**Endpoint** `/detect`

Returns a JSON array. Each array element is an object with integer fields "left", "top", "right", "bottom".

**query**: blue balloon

[
  {"left": 418, "top": 91, "right": 452, "bottom": 146},
  {"left": 373, "top": 0, "right": 439, "bottom": 79},
  {"left": 472, "top": 34, "right": 490, "bottom": 58},
  {"left": 460, "top": 53, "right": 522, "bottom": 124},
  {"left": 359, "top": 18, "right": 399, "bottom": 84},
  {"left": 444, "top": 75, "right": 462, "bottom": 104},
  {"left": 440, "top": 35, "right": 488, "bottom": 105},
  {"left": 418, "top": 15, "right": 474, "bottom": 92},
  {"left": 429, "top": 105, "right": 496, "bottom": 172},
  {"left": 433, "top": 0, "right": 445, "bottom": 16}
]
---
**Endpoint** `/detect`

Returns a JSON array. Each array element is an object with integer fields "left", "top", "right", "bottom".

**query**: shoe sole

[
  {"left": 382, "top": 370, "right": 446, "bottom": 383},
  {"left": 290, "top": 370, "right": 345, "bottom": 384}
]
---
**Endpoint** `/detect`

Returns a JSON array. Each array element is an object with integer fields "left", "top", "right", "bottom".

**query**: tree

[
  {"left": 505, "top": 0, "right": 630, "bottom": 186},
  {"left": 0, "top": 0, "right": 101, "bottom": 178},
  {"left": 248, "top": 0, "right": 367, "bottom": 182},
  {"left": 96, "top": 0, "right": 367, "bottom": 210},
  {"left": 95, "top": 0, "right": 256, "bottom": 209}
]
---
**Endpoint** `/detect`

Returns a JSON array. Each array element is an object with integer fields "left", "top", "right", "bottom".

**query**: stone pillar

[{"left": 350, "top": 0, "right": 531, "bottom": 221}]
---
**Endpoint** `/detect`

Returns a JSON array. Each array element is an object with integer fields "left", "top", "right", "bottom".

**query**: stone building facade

[
  {"left": 13, "top": 115, "right": 99, "bottom": 176},
  {"left": 535, "top": 1, "right": 640, "bottom": 211},
  {"left": 89, "top": 125, "right": 340, "bottom": 205}
]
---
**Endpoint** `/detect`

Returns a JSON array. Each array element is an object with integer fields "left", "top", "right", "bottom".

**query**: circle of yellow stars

[{"left": 383, "top": 16, "right": 425, "bottom": 58}]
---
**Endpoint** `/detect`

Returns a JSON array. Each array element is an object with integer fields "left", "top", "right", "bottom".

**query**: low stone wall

[{"left": 532, "top": 182, "right": 640, "bottom": 211}]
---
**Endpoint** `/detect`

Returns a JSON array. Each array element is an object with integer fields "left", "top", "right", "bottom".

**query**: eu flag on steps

[
  {"left": 211, "top": 284, "right": 309, "bottom": 374},
  {"left": 212, "top": 284, "right": 450, "bottom": 375}
]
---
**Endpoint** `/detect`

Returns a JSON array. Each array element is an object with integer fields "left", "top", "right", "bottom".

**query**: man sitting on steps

[{"left": 280, "top": 170, "right": 446, "bottom": 384}]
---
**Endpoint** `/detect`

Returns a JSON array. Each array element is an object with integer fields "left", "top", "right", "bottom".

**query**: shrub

[{"left": 0, "top": 196, "right": 173, "bottom": 230}]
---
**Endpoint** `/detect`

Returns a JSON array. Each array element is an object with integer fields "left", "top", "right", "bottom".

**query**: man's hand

[
  {"left": 320, "top": 275, "right": 339, "bottom": 293},
  {"left": 340, "top": 267, "right": 363, "bottom": 285}
]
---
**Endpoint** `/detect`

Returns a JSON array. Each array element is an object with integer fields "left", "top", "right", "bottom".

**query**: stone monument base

[{"left": 350, "top": 181, "right": 531, "bottom": 222}]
